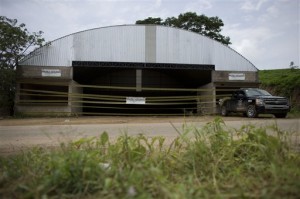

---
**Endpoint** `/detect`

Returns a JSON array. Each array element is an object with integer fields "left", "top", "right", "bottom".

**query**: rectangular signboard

[
  {"left": 126, "top": 97, "right": 146, "bottom": 104},
  {"left": 229, "top": 73, "right": 245, "bottom": 80},
  {"left": 42, "top": 69, "right": 61, "bottom": 77}
]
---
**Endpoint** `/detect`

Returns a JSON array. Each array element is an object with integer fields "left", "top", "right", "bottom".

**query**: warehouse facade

[{"left": 15, "top": 25, "right": 258, "bottom": 116}]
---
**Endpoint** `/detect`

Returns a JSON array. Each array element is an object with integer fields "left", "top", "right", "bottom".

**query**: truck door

[
  {"left": 227, "top": 91, "right": 239, "bottom": 111},
  {"left": 236, "top": 90, "right": 247, "bottom": 112}
]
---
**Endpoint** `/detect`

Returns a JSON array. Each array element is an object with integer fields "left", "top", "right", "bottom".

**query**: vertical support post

[
  {"left": 13, "top": 83, "right": 21, "bottom": 115},
  {"left": 212, "top": 86, "right": 217, "bottom": 114},
  {"left": 136, "top": 69, "right": 142, "bottom": 92},
  {"left": 68, "top": 81, "right": 73, "bottom": 115},
  {"left": 197, "top": 83, "right": 216, "bottom": 115},
  {"left": 69, "top": 81, "right": 82, "bottom": 116}
]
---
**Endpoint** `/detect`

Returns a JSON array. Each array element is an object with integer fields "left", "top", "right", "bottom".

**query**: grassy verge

[
  {"left": 259, "top": 69, "right": 300, "bottom": 96},
  {"left": 288, "top": 110, "right": 300, "bottom": 118},
  {"left": 259, "top": 69, "right": 300, "bottom": 112},
  {"left": 1, "top": 118, "right": 300, "bottom": 198}
]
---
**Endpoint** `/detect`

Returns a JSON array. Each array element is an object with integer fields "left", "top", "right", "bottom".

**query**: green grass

[
  {"left": 259, "top": 69, "right": 300, "bottom": 112},
  {"left": 1, "top": 118, "right": 300, "bottom": 198},
  {"left": 259, "top": 69, "right": 300, "bottom": 95},
  {"left": 288, "top": 110, "right": 300, "bottom": 118},
  {"left": 259, "top": 69, "right": 300, "bottom": 99}
]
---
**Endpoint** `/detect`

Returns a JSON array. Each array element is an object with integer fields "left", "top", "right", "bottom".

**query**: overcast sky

[{"left": 1, "top": 0, "right": 299, "bottom": 70}]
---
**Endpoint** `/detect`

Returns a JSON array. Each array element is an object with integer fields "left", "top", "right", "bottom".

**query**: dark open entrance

[
  {"left": 72, "top": 61, "right": 214, "bottom": 115},
  {"left": 19, "top": 83, "right": 68, "bottom": 106}
]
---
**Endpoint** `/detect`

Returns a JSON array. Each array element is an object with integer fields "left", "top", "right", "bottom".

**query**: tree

[
  {"left": 136, "top": 12, "right": 231, "bottom": 45},
  {"left": 136, "top": 17, "right": 163, "bottom": 25},
  {"left": 0, "top": 16, "right": 45, "bottom": 69},
  {"left": 0, "top": 16, "right": 45, "bottom": 115},
  {"left": 290, "top": 61, "right": 299, "bottom": 70}
]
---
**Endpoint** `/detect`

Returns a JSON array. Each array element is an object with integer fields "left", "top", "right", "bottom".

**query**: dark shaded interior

[
  {"left": 19, "top": 83, "right": 68, "bottom": 105},
  {"left": 73, "top": 66, "right": 212, "bottom": 115}
]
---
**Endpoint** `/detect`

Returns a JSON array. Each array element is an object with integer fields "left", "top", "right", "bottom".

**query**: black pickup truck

[{"left": 219, "top": 88, "right": 290, "bottom": 118}]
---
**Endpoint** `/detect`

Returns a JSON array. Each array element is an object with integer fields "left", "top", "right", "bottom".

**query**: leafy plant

[
  {"left": 136, "top": 12, "right": 231, "bottom": 45},
  {"left": 0, "top": 16, "right": 45, "bottom": 116},
  {"left": 1, "top": 118, "right": 299, "bottom": 198},
  {"left": 259, "top": 69, "right": 300, "bottom": 111}
]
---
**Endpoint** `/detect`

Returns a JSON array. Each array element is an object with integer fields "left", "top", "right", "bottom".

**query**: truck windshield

[{"left": 244, "top": 89, "right": 272, "bottom": 97}]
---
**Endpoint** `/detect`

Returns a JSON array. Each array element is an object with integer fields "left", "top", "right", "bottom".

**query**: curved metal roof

[{"left": 20, "top": 25, "right": 257, "bottom": 72}]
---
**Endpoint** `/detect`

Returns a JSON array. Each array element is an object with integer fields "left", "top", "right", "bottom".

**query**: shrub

[{"left": 1, "top": 118, "right": 299, "bottom": 198}]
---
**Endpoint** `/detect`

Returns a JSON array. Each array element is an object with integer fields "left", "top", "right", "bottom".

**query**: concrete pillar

[
  {"left": 136, "top": 69, "right": 142, "bottom": 92},
  {"left": 197, "top": 83, "right": 216, "bottom": 115},
  {"left": 69, "top": 81, "right": 82, "bottom": 116},
  {"left": 13, "top": 83, "right": 21, "bottom": 116}
]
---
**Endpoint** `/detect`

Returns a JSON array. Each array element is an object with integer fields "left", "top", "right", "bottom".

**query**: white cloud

[
  {"left": 241, "top": 0, "right": 269, "bottom": 11},
  {"left": 224, "top": 0, "right": 299, "bottom": 69},
  {"left": 229, "top": 27, "right": 272, "bottom": 52},
  {"left": 155, "top": 0, "right": 162, "bottom": 7},
  {"left": 0, "top": 0, "right": 298, "bottom": 69},
  {"left": 258, "top": 3, "right": 279, "bottom": 23},
  {"left": 223, "top": 23, "right": 284, "bottom": 68},
  {"left": 184, "top": 0, "right": 213, "bottom": 12}
]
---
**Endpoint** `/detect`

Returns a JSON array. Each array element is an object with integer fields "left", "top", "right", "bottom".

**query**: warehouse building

[{"left": 15, "top": 25, "right": 258, "bottom": 116}]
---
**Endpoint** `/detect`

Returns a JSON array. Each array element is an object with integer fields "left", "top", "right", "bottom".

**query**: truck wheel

[
  {"left": 274, "top": 113, "right": 287, "bottom": 118},
  {"left": 246, "top": 105, "right": 257, "bottom": 118},
  {"left": 221, "top": 106, "right": 228, "bottom": 116}
]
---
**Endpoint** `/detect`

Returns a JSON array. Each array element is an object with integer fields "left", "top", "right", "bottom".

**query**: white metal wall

[
  {"left": 20, "top": 25, "right": 257, "bottom": 72},
  {"left": 21, "top": 35, "right": 74, "bottom": 66},
  {"left": 73, "top": 26, "right": 145, "bottom": 62},
  {"left": 156, "top": 26, "right": 214, "bottom": 65}
]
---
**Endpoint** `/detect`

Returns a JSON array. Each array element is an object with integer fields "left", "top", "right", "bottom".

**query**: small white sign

[
  {"left": 126, "top": 97, "right": 146, "bottom": 104},
  {"left": 229, "top": 73, "right": 245, "bottom": 80},
  {"left": 42, "top": 69, "right": 61, "bottom": 77}
]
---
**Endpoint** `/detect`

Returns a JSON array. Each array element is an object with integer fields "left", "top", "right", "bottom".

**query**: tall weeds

[{"left": 1, "top": 117, "right": 299, "bottom": 198}]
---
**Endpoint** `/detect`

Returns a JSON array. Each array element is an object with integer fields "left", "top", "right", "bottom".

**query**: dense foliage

[
  {"left": 259, "top": 69, "right": 300, "bottom": 95},
  {"left": 0, "top": 16, "right": 44, "bottom": 69},
  {"left": 1, "top": 118, "right": 299, "bottom": 198},
  {"left": 136, "top": 12, "right": 231, "bottom": 45},
  {"left": 259, "top": 69, "right": 300, "bottom": 110},
  {"left": 0, "top": 16, "right": 44, "bottom": 115}
]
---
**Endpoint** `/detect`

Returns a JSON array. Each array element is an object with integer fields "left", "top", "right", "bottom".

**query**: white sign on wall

[
  {"left": 41, "top": 69, "right": 61, "bottom": 77},
  {"left": 126, "top": 97, "right": 146, "bottom": 104},
  {"left": 229, "top": 73, "right": 245, "bottom": 80}
]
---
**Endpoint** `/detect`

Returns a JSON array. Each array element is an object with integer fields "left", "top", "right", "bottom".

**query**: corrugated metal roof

[{"left": 20, "top": 25, "right": 257, "bottom": 72}]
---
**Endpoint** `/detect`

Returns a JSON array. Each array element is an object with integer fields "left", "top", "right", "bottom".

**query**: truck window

[{"left": 244, "top": 89, "right": 271, "bottom": 97}]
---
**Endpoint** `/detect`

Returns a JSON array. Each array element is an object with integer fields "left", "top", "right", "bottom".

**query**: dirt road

[{"left": 0, "top": 116, "right": 299, "bottom": 155}]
